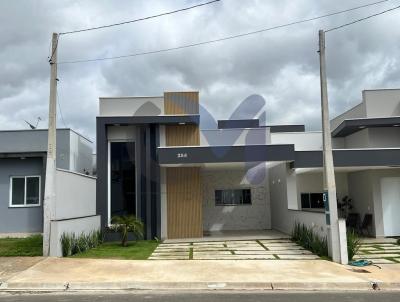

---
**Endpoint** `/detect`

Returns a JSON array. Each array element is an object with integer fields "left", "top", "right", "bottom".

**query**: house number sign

[{"left": 177, "top": 153, "right": 188, "bottom": 158}]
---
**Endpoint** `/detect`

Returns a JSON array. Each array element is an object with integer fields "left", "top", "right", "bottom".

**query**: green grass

[
  {"left": 71, "top": 240, "right": 158, "bottom": 260},
  {"left": 0, "top": 235, "right": 43, "bottom": 257}
]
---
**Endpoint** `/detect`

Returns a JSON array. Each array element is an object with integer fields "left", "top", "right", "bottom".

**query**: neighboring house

[
  {"left": 96, "top": 89, "right": 400, "bottom": 240},
  {"left": 0, "top": 129, "right": 93, "bottom": 235}
]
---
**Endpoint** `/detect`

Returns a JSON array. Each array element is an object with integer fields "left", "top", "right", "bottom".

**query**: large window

[
  {"left": 9, "top": 176, "right": 41, "bottom": 207},
  {"left": 110, "top": 142, "right": 136, "bottom": 219},
  {"left": 301, "top": 193, "right": 324, "bottom": 210},
  {"left": 215, "top": 189, "right": 251, "bottom": 206}
]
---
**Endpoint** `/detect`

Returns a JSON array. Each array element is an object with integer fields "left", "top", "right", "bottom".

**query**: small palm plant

[{"left": 111, "top": 215, "right": 144, "bottom": 247}]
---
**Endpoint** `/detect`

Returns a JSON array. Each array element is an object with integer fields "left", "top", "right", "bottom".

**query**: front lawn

[
  {"left": 71, "top": 240, "right": 158, "bottom": 260},
  {"left": 0, "top": 235, "right": 43, "bottom": 257}
]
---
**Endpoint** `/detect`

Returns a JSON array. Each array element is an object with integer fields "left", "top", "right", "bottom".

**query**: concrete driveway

[{"left": 150, "top": 238, "right": 319, "bottom": 260}]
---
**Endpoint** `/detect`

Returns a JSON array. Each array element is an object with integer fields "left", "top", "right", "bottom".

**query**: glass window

[
  {"left": 26, "top": 177, "right": 40, "bottom": 205},
  {"left": 10, "top": 176, "right": 40, "bottom": 207},
  {"left": 11, "top": 178, "right": 25, "bottom": 205},
  {"left": 301, "top": 193, "right": 324, "bottom": 209},
  {"left": 110, "top": 142, "right": 136, "bottom": 218},
  {"left": 215, "top": 189, "right": 251, "bottom": 206},
  {"left": 310, "top": 193, "right": 324, "bottom": 208}
]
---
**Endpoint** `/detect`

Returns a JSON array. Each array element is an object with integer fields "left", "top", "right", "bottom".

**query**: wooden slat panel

[
  {"left": 165, "top": 125, "right": 199, "bottom": 146},
  {"left": 164, "top": 91, "right": 202, "bottom": 239},
  {"left": 167, "top": 167, "right": 202, "bottom": 239},
  {"left": 164, "top": 92, "right": 199, "bottom": 115}
]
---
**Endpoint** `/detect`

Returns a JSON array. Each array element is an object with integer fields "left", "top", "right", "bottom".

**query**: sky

[{"left": 1, "top": 0, "right": 400, "bottom": 146}]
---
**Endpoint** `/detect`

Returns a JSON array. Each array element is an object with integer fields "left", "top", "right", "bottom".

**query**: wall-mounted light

[
  {"left": 178, "top": 122, "right": 186, "bottom": 125},
  {"left": 358, "top": 126, "right": 366, "bottom": 129}
]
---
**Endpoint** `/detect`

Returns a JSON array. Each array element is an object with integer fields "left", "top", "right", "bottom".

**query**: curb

[{"left": 2, "top": 280, "right": 397, "bottom": 291}]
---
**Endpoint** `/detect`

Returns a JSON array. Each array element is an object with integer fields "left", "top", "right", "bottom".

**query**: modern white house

[
  {"left": 86, "top": 89, "right": 390, "bottom": 239},
  {"left": 96, "top": 89, "right": 400, "bottom": 240}
]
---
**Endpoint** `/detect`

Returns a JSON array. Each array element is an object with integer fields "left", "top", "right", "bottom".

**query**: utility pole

[
  {"left": 318, "top": 29, "right": 341, "bottom": 263},
  {"left": 43, "top": 32, "right": 58, "bottom": 256}
]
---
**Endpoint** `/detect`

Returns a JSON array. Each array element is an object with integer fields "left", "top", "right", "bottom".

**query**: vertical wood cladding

[
  {"left": 164, "top": 91, "right": 199, "bottom": 115},
  {"left": 166, "top": 167, "right": 202, "bottom": 238},
  {"left": 165, "top": 125, "right": 200, "bottom": 146},
  {"left": 164, "top": 91, "right": 202, "bottom": 238}
]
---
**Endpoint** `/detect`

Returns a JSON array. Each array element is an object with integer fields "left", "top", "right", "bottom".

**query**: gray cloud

[{"left": 1, "top": 0, "right": 400, "bottom": 146}]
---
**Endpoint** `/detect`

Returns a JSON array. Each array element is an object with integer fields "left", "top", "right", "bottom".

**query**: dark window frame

[
  {"left": 300, "top": 192, "right": 325, "bottom": 210},
  {"left": 215, "top": 188, "right": 252, "bottom": 206}
]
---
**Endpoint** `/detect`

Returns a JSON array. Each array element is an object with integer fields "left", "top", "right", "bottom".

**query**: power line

[
  {"left": 56, "top": 86, "right": 68, "bottom": 128},
  {"left": 325, "top": 4, "right": 400, "bottom": 32},
  {"left": 59, "top": 0, "right": 221, "bottom": 35},
  {"left": 57, "top": 0, "right": 395, "bottom": 64}
]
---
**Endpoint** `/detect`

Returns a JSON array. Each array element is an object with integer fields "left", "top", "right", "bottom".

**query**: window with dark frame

[
  {"left": 301, "top": 192, "right": 324, "bottom": 209},
  {"left": 215, "top": 189, "right": 251, "bottom": 206},
  {"left": 10, "top": 176, "right": 41, "bottom": 207}
]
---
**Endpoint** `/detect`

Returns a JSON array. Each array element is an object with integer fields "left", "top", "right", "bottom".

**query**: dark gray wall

[
  {"left": 218, "top": 119, "right": 259, "bottom": 129},
  {"left": 0, "top": 157, "right": 44, "bottom": 233}
]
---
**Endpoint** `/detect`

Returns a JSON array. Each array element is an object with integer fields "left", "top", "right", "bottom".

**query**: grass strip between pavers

[
  {"left": 384, "top": 257, "right": 400, "bottom": 264},
  {"left": 189, "top": 243, "right": 194, "bottom": 260},
  {"left": 256, "top": 239, "right": 269, "bottom": 251}
]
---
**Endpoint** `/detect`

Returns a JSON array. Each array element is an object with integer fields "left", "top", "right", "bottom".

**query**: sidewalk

[{"left": 1, "top": 257, "right": 400, "bottom": 291}]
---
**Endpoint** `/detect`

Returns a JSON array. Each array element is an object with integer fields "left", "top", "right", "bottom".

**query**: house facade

[
  {"left": 96, "top": 89, "right": 400, "bottom": 240},
  {"left": 0, "top": 129, "right": 93, "bottom": 235}
]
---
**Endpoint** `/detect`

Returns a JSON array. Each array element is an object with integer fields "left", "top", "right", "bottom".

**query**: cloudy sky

[{"left": 1, "top": 0, "right": 400, "bottom": 146}]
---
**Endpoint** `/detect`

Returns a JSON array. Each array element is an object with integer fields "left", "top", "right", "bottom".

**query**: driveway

[
  {"left": 354, "top": 240, "right": 400, "bottom": 264},
  {"left": 150, "top": 238, "right": 319, "bottom": 260}
]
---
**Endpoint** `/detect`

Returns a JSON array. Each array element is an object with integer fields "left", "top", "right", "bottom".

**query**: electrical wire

[
  {"left": 56, "top": 87, "right": 68, "bottom": 128},
  {"left": 57, "top": 0, "right": 396, "bottom": 64},
  {"left": 325, "top": 4, "right": 400, "bottom": 32},
  {"left": 59, "top": 0, "right": 221, "bottom": 35}
]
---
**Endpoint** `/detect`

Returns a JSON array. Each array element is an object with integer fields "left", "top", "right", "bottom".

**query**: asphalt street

[{"left": 0, "top": 291, "right": 399, "bottom": 302}]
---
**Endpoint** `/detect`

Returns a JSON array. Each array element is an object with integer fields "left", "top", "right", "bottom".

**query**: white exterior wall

[
  {"left": 54, "top": 169, "right": 96, "bottom": 220},
  {"left": 343, "top": 128, "right": 400, "bottom": 149},
  {"left": 347, "top": 169, "right": 400, "bottom": 237},
  {"left": 363, "top": 89, "right": 400, "bottom": 118},
  {"left": 348, "top": 171, "right": 374, "bottom": 233},
  {"left": 331, "top": 102, "right": 366, "bottom": 131},
  {"left": 200, "top": 128, "right": 271, "bottom": 146},
  {"left": 367, "top": 128, "right": 400, "bottom": 148},
  {"left": 99, "top": 97, "right": 164, "bottom": 116},
  {"left": 269, "top": 163, "right": 327, "bottom": 237},
  {"left": 69, "top": 131, "right": 93, "bottom": 174},
  {"left": 344, "top": 129, "right": 369, "bottom": 149},
  {"left": 270, "top": 132, "right": 322, "bottom": 150},
  {"left": 50, "top": 169, "right": 98, "bottom": 256},
  {"left": 107, "top": 125, "right": 136, "bottom": 141},
  {"left": 50, "top": 215, "right": 100, "bottom": 257},
  {"left": 202, "top": 166, "right": 270, "bottom": 231},
  {"left": 296, "top": 172, "right": 349, "bottom": 208},
  {"left": 370, "top": 169, "right": 400, "bottom": 237}
]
